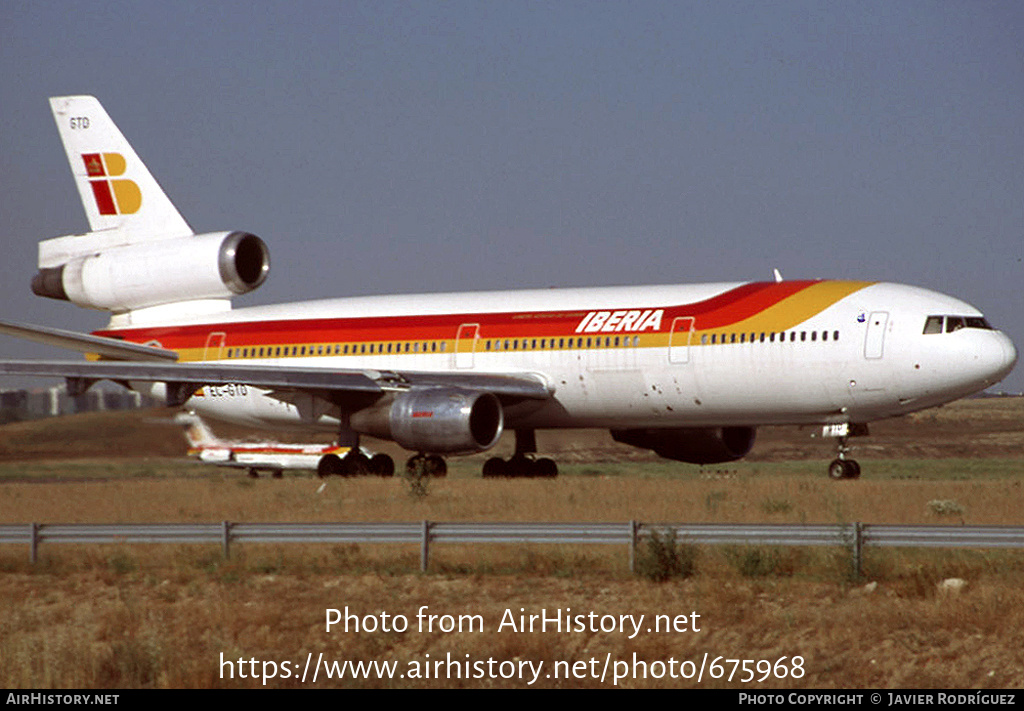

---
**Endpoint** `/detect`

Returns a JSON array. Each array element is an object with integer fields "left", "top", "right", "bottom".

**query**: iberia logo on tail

[{"left": 81, "top": 153, "right": 141, "bottom": 215}]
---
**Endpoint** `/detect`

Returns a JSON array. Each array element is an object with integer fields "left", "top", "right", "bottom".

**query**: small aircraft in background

[{"left": 175, "top": 411, "right": 395, "bottom": 478}]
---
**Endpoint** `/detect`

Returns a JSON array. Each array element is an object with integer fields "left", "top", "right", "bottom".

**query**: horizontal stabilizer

[{"left": 0, "top": 319, "right": 178, "bottom": 362}]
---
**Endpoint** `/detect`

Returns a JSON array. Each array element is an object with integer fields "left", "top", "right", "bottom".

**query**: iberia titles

[{"left": 575, "top": 309, "right": 664, "bottom": 334}]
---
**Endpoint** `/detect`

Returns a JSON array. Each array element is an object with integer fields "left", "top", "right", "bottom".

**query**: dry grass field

[{"left": 1, "top": 397, "right": 1022, "bottom": 688}]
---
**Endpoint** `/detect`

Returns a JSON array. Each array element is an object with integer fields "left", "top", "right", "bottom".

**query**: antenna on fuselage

[{"left": 773, "top": 268, "right": 784, "bottom": 283}]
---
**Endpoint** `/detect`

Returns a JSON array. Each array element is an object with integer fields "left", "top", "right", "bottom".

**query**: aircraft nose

[
  {"left": 995, "top": 332, "right": 1019, "bottom": 383},
  {"left": 947, "top": 330, "right": 1018, "bottom": 395}
]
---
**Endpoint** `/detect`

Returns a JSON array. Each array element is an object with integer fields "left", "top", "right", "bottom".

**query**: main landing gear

[
  {"left": 318, "top": 416, "right": 395, "bottom": 478},
  {"left": 318, "top": 424, "right": 561, "bottom": 479},
  {"left": 481, "top": 429, "right": 559, "bottom": 478},
  {"left": 317, "top": 451, "right": 395, "bottom": 477}
]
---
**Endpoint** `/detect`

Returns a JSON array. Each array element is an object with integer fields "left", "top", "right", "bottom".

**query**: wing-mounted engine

[
  {"left": 351, "top": 387, "right": 503, "bottom": 455},
  {"left": 611, "top": 426, "right": 756, "bottom": 464},
  {"left": 31, "top": 231, "right": 269, "bottom": 313}
]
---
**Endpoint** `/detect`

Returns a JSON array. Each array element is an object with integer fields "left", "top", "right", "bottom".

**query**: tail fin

[
  {"left": 35, "top": 97, "right": 270, "bottom": 321},
  {"left": 174, "top": 411, "right": 221, "bottom": 449},
  {"left": 49, "top": 95, "right": 192, "bottom": 239}
]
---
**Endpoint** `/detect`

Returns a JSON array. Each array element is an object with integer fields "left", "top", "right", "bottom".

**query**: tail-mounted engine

[
  {"left": 31, "top": 231, "right": 270, "bottom": 312},
  {"left": 611, "top": 426, "right": 756, "bottom": 464}
]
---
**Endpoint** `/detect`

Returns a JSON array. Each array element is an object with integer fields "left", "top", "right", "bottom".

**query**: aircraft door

[
  {"left": 863, "top": 312, "right": 888, "bottom": 359},
  {"left": 203, "top": 331, "right": 226, "bottom": 361},
  {"left": 455, "top": 323, "right": 480, "bottom": 369},
  {"left": 669, "top": 317, "right": 695, "bottom": 364}
]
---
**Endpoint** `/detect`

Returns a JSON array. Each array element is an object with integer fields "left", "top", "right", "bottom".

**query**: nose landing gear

[
  {"left": 828, "top": 456, "right": 861, "bottom": 480},
  {"left": 822, "top": 423, "right": 868, "bottom": 480}
]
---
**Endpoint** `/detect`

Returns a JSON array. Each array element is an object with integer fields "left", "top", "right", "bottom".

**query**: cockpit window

[{"left": 923, "top": 315, "right": 994, "bottom": 334}]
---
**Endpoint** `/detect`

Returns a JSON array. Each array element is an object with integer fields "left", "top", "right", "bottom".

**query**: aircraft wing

[{"left": 0, "top": 359, "right": 553, "bottom": 408}]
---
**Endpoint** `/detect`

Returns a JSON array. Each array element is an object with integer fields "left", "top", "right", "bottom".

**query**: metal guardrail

[{"left": 3, "top": 521, "right": 1024, "bottom": 575}]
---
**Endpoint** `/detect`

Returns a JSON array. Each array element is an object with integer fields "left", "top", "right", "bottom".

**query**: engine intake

[
  {"left": 351, "top": 387, "right": 503, "bottom": 454},
  {"left": 32, "top": 231, "right": 269, "bottom": 312},
  {"left": 611, "top": 426, "right": 756, "bottom": 464}
]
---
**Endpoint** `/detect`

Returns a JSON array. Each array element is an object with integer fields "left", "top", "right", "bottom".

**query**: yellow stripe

[{"left": 720, "top": 280, "right": 870, "bottom": 334}]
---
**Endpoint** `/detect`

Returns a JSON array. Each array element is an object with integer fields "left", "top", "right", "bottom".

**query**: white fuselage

[{"left": 108, "top": 280, "right": 1017, "bottom": 436}]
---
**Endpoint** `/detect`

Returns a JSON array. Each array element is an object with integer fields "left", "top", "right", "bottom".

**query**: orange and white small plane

[
  {"left": 0, "top": 96, "right": 1017, "bottom": 479},
  {"left": 175, "top": 411, "right": 392, "bottom": 478}
]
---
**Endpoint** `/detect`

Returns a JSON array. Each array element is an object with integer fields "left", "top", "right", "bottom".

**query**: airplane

[
  {"left": 0, "top": 95, "right": 1017, "bottom": 480},
  {"left": 174, "top": 411, "right": 393, "bottom": 478}
]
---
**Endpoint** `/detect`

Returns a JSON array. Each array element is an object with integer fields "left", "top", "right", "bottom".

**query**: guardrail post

[
  {"left": 628, "top": 520, "right": 638, "bottom": 574},
  {"left": 222, "top": 520, "right": 232, "bottom": 559},
  {"left": 421, "top": 520, "right": 431, "bottom": 573},
  {"left": 852, "top": 522, "right": 863, "bottom": 579},
  {"left": 30, "top": 522, "right": 39, "bottom": 564}
]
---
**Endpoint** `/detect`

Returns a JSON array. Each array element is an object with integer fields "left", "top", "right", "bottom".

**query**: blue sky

[{"left": 1, "top": 1, "right": 1021, "bottom": 391}]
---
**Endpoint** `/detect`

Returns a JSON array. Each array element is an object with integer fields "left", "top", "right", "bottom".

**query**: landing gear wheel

[
  {"left": 534, "top": 458, "right": 558, "bottom": 478},
  {"left": 507, "top": 453, "right": 534, "bottom": 477},
  {"left": 369, "top": 453, "right": 394, "bottom": 477},
  {"left": 482, "top": 457, "right": 507, "bottom": 478},
  {"left": 828, "top": 459, "right": 846, "bottom": 480},
  {"left": 318, "top": 453, "right": 343, "bottom": 478},
  {"left": 828, "top": 459, "right": 860, "bottom": 480},
  {"left": 344, "top": 451, "right": 371, "bottom": 476}
]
